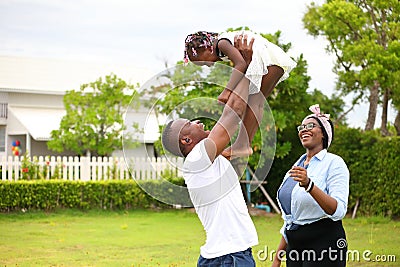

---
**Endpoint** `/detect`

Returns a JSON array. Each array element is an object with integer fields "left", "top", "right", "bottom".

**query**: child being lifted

[{"left": 184, "top": 30, "right": 296, "bottom": 158}]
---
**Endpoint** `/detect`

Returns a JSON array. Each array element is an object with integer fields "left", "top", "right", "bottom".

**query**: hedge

[
  {"left": 330, "top": 127, "right": 400, "bottom": 217},
  {"left": 0, "top": 178, "right": 189, "bottom": 212}
]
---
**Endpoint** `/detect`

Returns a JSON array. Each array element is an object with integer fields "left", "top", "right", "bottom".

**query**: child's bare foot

[
  {"left": 217, "top": 89, "right": 232, "bottom": 104},
  {"left": 222, "top": 145, "right": 253, "bottom": 160}
]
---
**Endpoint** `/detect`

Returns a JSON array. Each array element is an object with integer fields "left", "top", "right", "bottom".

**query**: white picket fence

[{"left": 0, "top": 156, "right": 184, "bottom": 181}]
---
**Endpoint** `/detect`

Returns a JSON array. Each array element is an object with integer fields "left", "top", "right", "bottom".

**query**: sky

[{"left": 0, "top": 0, "right": 395, "bottom": 128}]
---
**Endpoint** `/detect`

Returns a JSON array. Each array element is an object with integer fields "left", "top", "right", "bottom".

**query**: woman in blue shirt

[{"left": 272, "top": 104, "right": 349, "bottom": 267}]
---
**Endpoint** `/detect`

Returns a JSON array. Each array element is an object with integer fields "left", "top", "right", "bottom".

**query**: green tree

[
  {"left": 303, "top": 0, "right": 400, "bottom": 134},
  {"left": 48, "top": 74, "right": 139, "bottom": 156}
]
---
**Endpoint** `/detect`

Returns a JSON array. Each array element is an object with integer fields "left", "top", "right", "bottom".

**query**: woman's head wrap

[{"left": 305, "top": 104, "right": 334, "bottom": 149}]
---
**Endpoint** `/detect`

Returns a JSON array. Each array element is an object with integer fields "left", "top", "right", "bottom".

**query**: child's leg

[
  {"left": 260, "top": 65, "right": 284, "bottom": 98},
  {"left": 223, "top": 94, "right": 262, "bottom": 158},
  {"left": 218, "top": 88, "right": 232, "bottom": 104},
  {"left": 223, "top": 65, "right": 284, "bottom": 159}
]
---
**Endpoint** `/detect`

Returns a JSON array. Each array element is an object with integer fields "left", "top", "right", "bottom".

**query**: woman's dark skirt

[{"left": 285, "top": 218, "right": 347, "bottom": 267}]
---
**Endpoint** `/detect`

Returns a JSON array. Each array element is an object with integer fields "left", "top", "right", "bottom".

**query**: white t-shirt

[{"left": 183, "top": 139, "right": 258, "bottom": 259}]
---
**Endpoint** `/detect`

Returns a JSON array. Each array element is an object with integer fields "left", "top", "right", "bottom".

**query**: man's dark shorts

[{"left": 197, "top": 248, "right": 255, "bottom": 267}]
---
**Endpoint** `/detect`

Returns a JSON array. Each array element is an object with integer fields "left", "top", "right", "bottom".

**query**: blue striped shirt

[{"left": 276, "top": 149, "right": 350, "bottom": 242}]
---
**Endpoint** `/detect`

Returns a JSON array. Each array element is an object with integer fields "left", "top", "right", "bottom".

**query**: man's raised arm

[
  {"left": 205, "top": 78, "right": 250, "bottom": 162},
  {"left": 204, "top": 35, "right": 254, "bottom": 162}
]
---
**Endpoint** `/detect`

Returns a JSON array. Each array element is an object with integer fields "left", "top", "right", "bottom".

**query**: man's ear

[{"left": 180, "top": 136, "right": 192, "bottom": 145}]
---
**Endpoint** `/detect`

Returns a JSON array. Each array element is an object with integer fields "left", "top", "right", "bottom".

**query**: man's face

[{"left": 171, "top": 119, "right": 208, "bottom": 144}]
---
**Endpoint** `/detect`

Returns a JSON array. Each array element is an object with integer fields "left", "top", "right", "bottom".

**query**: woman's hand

[
  {"left": 291, "top": 166, "right": 339, "bottom": 215},
  {"left": 234, "top": 34, "right": 254, "bottom": 66},
  {"left": 290, "top": 166, "right": 310, "bottom": 187}
]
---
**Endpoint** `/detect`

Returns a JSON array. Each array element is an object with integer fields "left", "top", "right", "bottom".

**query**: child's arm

[{"left": 217, "top": 39, "right": 248, "bottom": 92}]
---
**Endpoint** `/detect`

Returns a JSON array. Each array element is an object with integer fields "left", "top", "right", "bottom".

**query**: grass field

[{"left": 0, "top": 209, "right": 399, "bottom": 267}]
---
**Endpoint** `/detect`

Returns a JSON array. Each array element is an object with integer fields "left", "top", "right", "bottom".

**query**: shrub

[
  {"left": 330, "top": 127, "right": 400, "bottom": 217},
  {"left": 0, "top": 179, "right": 188, "bottom": 212}
]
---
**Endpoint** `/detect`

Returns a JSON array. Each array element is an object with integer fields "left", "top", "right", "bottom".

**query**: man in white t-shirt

[{"left": 161, "top": 36, "right": 259, "bottom": 266}]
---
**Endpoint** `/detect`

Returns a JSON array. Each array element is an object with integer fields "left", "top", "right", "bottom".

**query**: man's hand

[{"left": 234, "top": 34, "right": 255, "bottom": 66}]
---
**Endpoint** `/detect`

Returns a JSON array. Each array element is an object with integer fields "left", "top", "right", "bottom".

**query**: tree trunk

[
  {"left": 365, "top": 81, "right": 380, "bottom": 131},
  {"left": 395, "top": 111, "right": 400, "bottom": 136},
  {"left": 380, "top": 88, "right": 390, "bottom": 136}
]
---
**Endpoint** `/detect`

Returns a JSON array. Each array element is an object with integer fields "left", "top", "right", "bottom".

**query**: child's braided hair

[{"left": 184, "top": 31, "right": 219, "bottom": 64}]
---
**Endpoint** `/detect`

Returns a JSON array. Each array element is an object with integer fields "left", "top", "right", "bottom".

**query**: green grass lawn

[{"left": 0, "top": 209, "right": 399, "bottom": 267}]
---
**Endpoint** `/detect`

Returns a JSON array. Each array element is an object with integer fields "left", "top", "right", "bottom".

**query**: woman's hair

[
  {"left": 184, "top": 31, "right": 218, "bottom": 63},
  {"left": 310, "top": 116, "right": 334, "bottom": 149},
  {"left": 161, "top": 121, "right": 185, "bottom": 157}
]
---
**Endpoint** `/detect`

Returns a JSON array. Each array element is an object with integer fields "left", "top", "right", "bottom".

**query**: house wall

[
  {"left": 6, "top": 109, "right": 27, "bottom": 157},
  {"left": 0, "top": 92, "right": 8, "bottom": 126},
  {"left": 0, "top": 92, "right": 8, "bottom": 102},
  {"left": 1, "top": 91, "right": 158, "bottom": 159},
  {"left": 6, "top": 108, "right": 27, "bottom": 134},
  {"left": 124, "top": 105, "right": 161, "bottom": 143},
  {"left": 30, "top": 138, "right": 76, "bottom": 157},
  {"left": 5, "top": 91, "right": 65, "bottom": 157},
  {"left": 113, "top": 143, "right": 156, "bottom": 159},
  {"left": 8, "top": 92, "right": 64, "bottom": 108},
  {"left": 0, "top": 126, "right": 5, "bottom": 157},
  {"left": 7, "top": 134, "right": 26, "bottom": 157}
]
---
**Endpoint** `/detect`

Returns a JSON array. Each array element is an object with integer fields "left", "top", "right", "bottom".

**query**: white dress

[{"left": 217, "top": 30, "right": 297, "bottom": 94}]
